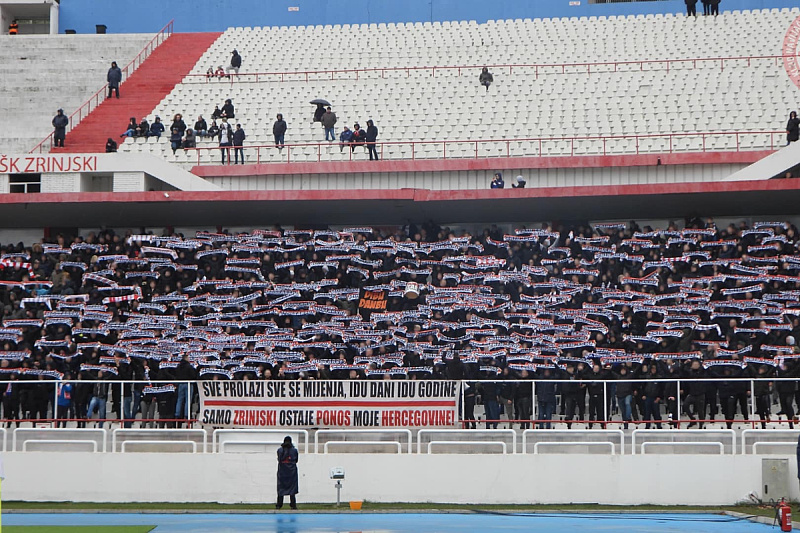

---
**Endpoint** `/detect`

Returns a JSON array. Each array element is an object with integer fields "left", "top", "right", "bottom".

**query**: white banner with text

[{"left": 199, "top": 380, "right": 460, "bottom": 428}]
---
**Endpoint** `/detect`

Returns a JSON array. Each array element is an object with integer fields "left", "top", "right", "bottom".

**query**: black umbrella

[{"left": 310, "top": 98, "right": 331, "bottom": 106}]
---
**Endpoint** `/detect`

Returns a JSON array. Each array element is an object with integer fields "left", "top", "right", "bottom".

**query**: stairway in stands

[{"left": 55, "top": 32, "right": 221, "bottom": 154}]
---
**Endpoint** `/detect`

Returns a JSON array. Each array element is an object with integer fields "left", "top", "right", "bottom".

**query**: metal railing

[
  {"left": 29, "top": 20, "right": 175, "bottom": 154},
  {"left": 187, "top": 129, "right": 784, "bottom": 166},
  {"left": 184, "top": 53, "right": 800, "bottom": 84}
]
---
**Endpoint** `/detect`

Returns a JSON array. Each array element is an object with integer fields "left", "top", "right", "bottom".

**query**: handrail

[
  {"left": 187, "top": 129, "right": 785, "bottom": 166},
  {"left": 185, "top": 53, "right": 800, "bottom": 84},
  {"left": 29, "top": 19, "right": 175, "bottom": 155}
]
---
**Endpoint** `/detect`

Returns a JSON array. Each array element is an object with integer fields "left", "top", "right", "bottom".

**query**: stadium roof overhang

[{"left": 0, "top": 179, "right": 798, "bottom": 229}]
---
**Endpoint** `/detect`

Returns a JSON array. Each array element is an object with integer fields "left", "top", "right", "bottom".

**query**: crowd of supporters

[{"left": 0, "top": 216, "right": 799, "bottom": 427}]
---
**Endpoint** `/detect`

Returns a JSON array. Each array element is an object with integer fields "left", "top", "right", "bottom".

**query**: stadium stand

[
  {"left": 107, "top": 8, "right": 800, "bottom": 166},
  {"left": 0, "top": 217, "right": 798, "bottom": 429},
  {"left": 0, "top": 34, "right": 156, "bottom": 154}
]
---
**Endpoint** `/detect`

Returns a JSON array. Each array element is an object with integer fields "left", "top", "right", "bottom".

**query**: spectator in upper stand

[
  {"left": 214, "top": 66, "right": 225, "bottom": 79},
  {"left": 52, "top": 109, "right": 69, "bottom": 148},
  {"left": 194, "top": 116, "right": 208, "bottom": 137},
  {"left": 218, "top": 121, "right": 234, "bottom": 164},
  {"left": 136, "top": 117, "right": 150, "bottom": 138},
  {"left": 685, "top": 0, "right": 698, "bottom": 17},
  {"left": 8, "top": 20, "right": 18, "bottom": 35},
  {"left": 227, "top": 50, "right": 242, "bottom": 77},
  {"left": 211, "top": 105, "right": 222, "bottom": 120},
  {"left": 107, "top": 61, "right": 122, "bottom": 99},
  {"left": 120, "top": 117, "right": 138, "bottom": 138},
  {"left": 479, "top": 67, "right": 493, "bottom": 91},
  {"left": 701, "top": 0, "right": 710, "bottom": 15},
  {"left": 205, "top": 67, "right": 215, "bottom": 81},
  {"left": 490, "top": 172, "right": 505, "bottom": 188},
  {"left": 233, "top": 123, "right": 246, "bottom": 164},
  {"left": 169, "top": 128, "right": 182, "bottom": 155},
  {"left": 86, "top": 370, "right": 109, "bottom": 428},
  {"left": 182, "top": 128, "right": 196, "bottom": 150},
  {"left": 207, "top": 120, "right": 220, "bottom": 139},
  {"left": 171, "top": 114, "right": 187, "bottom": 136},
  {"left": 313, "top": 103, "right": 325, "bottom": 123},
  {"left": 339, "top": 125, "right": 353, "bottom": 152},
  {"left": 105, "top": 138, "right": 118, "bottom": 153},
  {"left": 149, "top": 116, "right": 165, "bottom": 139},
  {"left": 350, "top": 123, "right": 366, "bottom": 152},
  {"left": 710, "top": 0, "right": 720, "bottom": 16},
  {"left": 273, "top": 113, "right": 287, "bottom": 150},
  {"left": 221, "top": 99, "right": 235, "bottom": 120},
  {"left": 787, "top": 111, "right": 799, "bottom": 145},
  {"left": 511, "top": 175, "right": 526, "bottom": 188},
  {"left": 322, "top": 107, "right": 337, "bottom": 141},
  {"left": 365, "top": 119, "right": 379, "bottom": 161}
]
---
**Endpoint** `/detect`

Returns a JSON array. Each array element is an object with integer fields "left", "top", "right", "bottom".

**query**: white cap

[
  {"left": 516, "top": 175, "right": 525, "bottom": 182},
  {"left": 787, "top": 336, "right": 796, "bottom": 346}
]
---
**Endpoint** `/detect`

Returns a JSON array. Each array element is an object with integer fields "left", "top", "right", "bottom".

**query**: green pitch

[{"left": 3, "top": 526, "right": 156, "bottom": 533}]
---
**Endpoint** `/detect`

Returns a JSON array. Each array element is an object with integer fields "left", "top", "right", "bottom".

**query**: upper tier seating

[
  {"left": 117, "top": 8, "right": 800, "bottom": 167},
  {"left": 0, "top": 34, "right": 155, "bottom": 154}
]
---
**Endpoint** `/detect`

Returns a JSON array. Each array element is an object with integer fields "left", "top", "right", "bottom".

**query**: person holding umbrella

[
  {"left": 311, "top": 99, "right": 330, "bottom": 123},
  {"left": 276, "top": 436, "right": 299, "bottom": 509}
]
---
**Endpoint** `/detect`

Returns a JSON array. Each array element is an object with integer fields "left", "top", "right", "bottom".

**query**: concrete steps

[{"left": 56, "top": 32, "right": 222, "bottom": 154}]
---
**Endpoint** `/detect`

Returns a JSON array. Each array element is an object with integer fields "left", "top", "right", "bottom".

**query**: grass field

[
  {"left": 0, "top": 501, "right": 781, "bottom": 520},
  {"left": 3, "top": 526, "right": 156, "bottom": 533}
]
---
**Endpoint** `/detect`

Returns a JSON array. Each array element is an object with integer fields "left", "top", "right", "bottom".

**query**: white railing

[
  {"left": 112, "top": 428, "right": 207, "bottom": 454},
  {"left": 314, "top": 429, "right": 412, "bottom": 454},
  {"left": 741, "top": 429, "right": 800, "bottom": 454},
  {"left": 522, "top": 429, "right": 625, "bottom": 454},
  {"left": 426, "top": 440, "right": 508, "bottom": 454},
  {"left": 213, "top": 429, "right": 310, "bottom": 454},
  {"left": 532, "top": 441, "right": 617, "bottom": 455},
  {"left": 416, "top": 429, "right": 517, "bottom": 454},
  {"left": 631, "top": 429, "right": 736, "bottom": 455}
]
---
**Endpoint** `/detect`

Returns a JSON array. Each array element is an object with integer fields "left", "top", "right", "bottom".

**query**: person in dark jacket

[
  {"left": 562, "top": 365, "right": 585, "bottom": 429},
  {"left": 2, "top": 373, "right": 19, "bottom": 427},
  {"left": 682, "top": 360, "right": 706, "bottom": 428},
  {"left": 709, "top": 0, "right": 720, "bottom": 16},
  {"left": 478, "top": 378, "right": 500, "bottom": 429},
  {"left": 273, "top": 114, "right": 287, "bottom": 149},
  {"left": 511, "top": 175, "right": 526, "bottom": 188},
  {"left": 207, "top": 120, "right": 220, "bottom": 138},
  {"left": 233, "top": 123, "right": 246, "bottom": 164},
  {"left": 365, "top": 119, "right": 379, "bottom": 160},
  {"left": 52, "top": 109, "right": 69, "bottom": 147},
  {"left": 182, "top": 129, "right": 197, "bottom": 150},
  {"left": 313, "top": 103, "right": 325, "bottom": 123},
  {"left": 169, "top": 128, "right": 183, "bottom": 154},
  {"left": 751, "top": 363, "right": 773, "bottom": 429},
  {"left": 86, "top": 370, "right": 109, "bottom": 428},
  {"left": 174, "top": 353, "right": 197, "bottom": 425},
  {"left": 218, "top": 121, "right": 234, "bottom": 164},
  {"left": 194, "top": 116, "right": 208, "bottom": 137},
  {"left": 536, "top": 368, "right": 557, "bottom": 429},
  {"left": 276, "top": 436, "right": 299, "bottom": 509},
  {"left": 105, "top": 138, "right": 118, "bottom": 153},
  {"left": 490, "top": 172, "right": 505, "bottom": 189},
  {"left": 171, "top": 114, "right": 187, "bottom": 136},
  {"left": 136, "top": 117, "right": 150, "bottom": 137},
  {"left": 107, "top": 61, "right": 122, "bottom": 99},
  {"left": 685, "top": 0, "right": 698, "bottom": 17},
  {"left": 322, "top": 107, "right": 337, "bottom": 141},
  {"left": 642, "top": 365, "right": 663, "bottom": 429},
  {"left": 587, "top": 364, "right": 609, "bottom": 428},
  {"left": 228, "top": 50, "right": 242, "bottom": 77},
  {"left": 479, "top": 67, "right": 493, "bottom": 91},
  {"left": 787, "top": 111, "right": 800, "bottom": 145},
  {"left": 211, "top": 105, "right": 222, "bottom": 120},
  {"left": 614, "top": 366, "right": 634, "bottom": 429},
  {"left": 339, "top": 125, "right": 353, "bottom": 152},
  {"left": 121, "top": 117, "right": 138, "bottom": 138},
  {"left": 149, "top": 116, "right": 165, "bottom": 139},
  {"left": 350, "top": 123, "right": 366, "bottom": 152},
  {"left": 221, "top": 99, "right": 235, "bottom": 119},
  {"left": 701, "top": 0, "right": 710, "bottom": 15},
  {"left": 777, "top": 360, "right": 796, "bottom": 429}
]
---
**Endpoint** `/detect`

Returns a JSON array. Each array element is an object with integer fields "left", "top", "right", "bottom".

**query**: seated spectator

[
  {"left": 169, "top": 128, "right": 182, "bottom": 154},
  {"left": 350, "top": 123, "right": 366, "bottom": 152},
  {"left": 136, "top": 117, "right": 150, "bottom": 138},
  {"left": 105, "top": 138, "right": 117, "bottom": 153},
  {"left": 214, "top": 66, "right": 225, "bottom": 79},
  {"left": 206, "top": 67, "right": 214, "bottom": 80},
  {"left": 490, "top": 172, "right": 504, "bottom": 188},
  {"left": 171, "top": 114, "right": 187, "bottom": 136},
  {"left": 183, "top": 129, "right": 196, "bottom": 150},
  {"left": 511, "top": 175, "right": 526, "bottom": 188},
  {"left": 339, "top": 125, "right": 353, "bottom": 152},
  {"left": 208, "top": 120, "right": 220, "bottom": 138},
  {"left": 211, "top": 105, "right": 222, "bottom": 120},
  {"left": 194, "top": 116, "right": 208, "bottom": 137},
  {"left": 221, "top": 99, "right": 235, "bottom": 119},
  {"left": 149, "top": 116, "right": 165, "bottom": 139},
  {"left": 479, "top": 67, "right": 493, "bottom": 91},
  {"left": 120, "top": 117, "right": 137, "bottom": 138}
]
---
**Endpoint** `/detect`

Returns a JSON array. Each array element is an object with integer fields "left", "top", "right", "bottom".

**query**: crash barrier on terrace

[{"left": 3, "top": 426, "right": 799, "bottom": 455}]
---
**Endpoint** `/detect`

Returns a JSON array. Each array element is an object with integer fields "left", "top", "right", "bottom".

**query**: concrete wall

[
  {"left": 58, "top": 0, "right": 800, "bottom": 34},
  {"left": 205, "top": 163, "right": 748, "bottom": 191},
  {"left": 2, "top": 451, "right": 795, "bottom": 505}
]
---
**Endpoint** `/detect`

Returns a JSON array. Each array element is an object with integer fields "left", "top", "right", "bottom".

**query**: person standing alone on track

[{"left": 276, "top": 436, "right": 299, "bottom": 510}]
